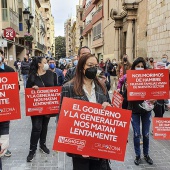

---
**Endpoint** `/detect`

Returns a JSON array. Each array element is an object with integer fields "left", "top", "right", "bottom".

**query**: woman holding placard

[
  {"left": 128, "top": 57, "right": 155, "bottom": 166},
  {"left": 26, "top": 56, "right": 57, "bottom": 162},
  {"left": 60, "top": 54, "right": 112, "bottom": 170}
]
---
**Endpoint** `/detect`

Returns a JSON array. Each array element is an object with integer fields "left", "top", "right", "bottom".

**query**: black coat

[{"left": 60, "top": 81, "right": 111, "bottom": 158}]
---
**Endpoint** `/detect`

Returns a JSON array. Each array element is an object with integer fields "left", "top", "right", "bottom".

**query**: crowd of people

[{"left": 0, "top": 46, "right": 170, "bottom": 170}]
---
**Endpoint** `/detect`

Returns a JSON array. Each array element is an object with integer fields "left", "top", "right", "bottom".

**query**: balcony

[
  {"left": 92, "top": 6, "right": 103, "bottom": 25},
  {"left": 82, "top": 20, "right": 92, "bottom": 36},
  {"left": 92, "top": 34, "right": 103, "bottom": 48},
  {"left": 35, "top": 42, "right": 47, "bottom": 53},
  {"left": 85, "top": 2, "right": 95, "bottom": 17},
  {"left": 82, "top": 0, "right": 86, "bottom": 8},
  {"left": 92, "top": 0, "right": 100, "bottom": 4}
]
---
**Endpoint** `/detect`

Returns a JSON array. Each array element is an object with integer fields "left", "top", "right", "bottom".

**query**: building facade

[{"left": 147, "top": 0, "right": 170, "bottom": 60}]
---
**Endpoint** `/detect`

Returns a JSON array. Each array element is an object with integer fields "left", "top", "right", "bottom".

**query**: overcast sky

[{"left": 50, "top": 0, "right": 79, "bottom": 37}]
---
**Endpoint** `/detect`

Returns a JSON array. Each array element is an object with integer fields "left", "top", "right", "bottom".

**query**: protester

[
  {"left": 99, "top": 59, "right": 105, "bottom": 71},
  {"left": 104, "top": 58, "right": 111, "bottom": 85},
  {"left": 72, "top": 55, "right": 78, "bottom": 67},
  {"left": 59, "top": 59, "right": 67, "bottom": 71},
  {"left": 14, "top": 58, "right": 22, "bottom": 81},
  {"left": 21, "top": 54, "right": 31, "bottom": 88},
  {"left": 60, "top": 53, "right": 112, "bottom": 170},
  {"left": 117, "top": 54, "right": 131, "bottom": 78},
  {"left": 109, "top": 58, "right": 118, "bottom": 92},
  {"left": 0, "top": 49, "right": 14, "bottom": 158},
  {"left": 128, "top": 57, "right": 154, "bottom": 166},
  {"left": 64, "top": 46, "right": 91, "bottom": 83},
  {"left": 26, "top": 56, "right": 57, "bottom": 162},
  {"left": 148, "top": 57, "right": 154, "bottom": 69},
  {"left": 161, "top": 54, "right": 170, "bottom": 66},
  {"left": 48, "top": 58, "right": 64, "bottom": 86}
]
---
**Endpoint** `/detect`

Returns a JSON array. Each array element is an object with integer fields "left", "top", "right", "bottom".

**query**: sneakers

[
  {"left": 27, "top": 151, "right": 35, "bottom": 162},
  {"left": 134, "top": 156, "right": 141, "bottom": 165},
  {"left": 40, "top": 144, "right": 50, "bottom": 154},
  {"left": 4, "top": 150, "right": 12, "bottom": 157},
  {"left": 144, "top": 155, "right": 153, "bottom": 165}
]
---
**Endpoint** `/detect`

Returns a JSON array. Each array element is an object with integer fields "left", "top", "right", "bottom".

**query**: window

[
  {"left": 93, "top": 23, "right": 102, "bottom": 41},
  {"left": 1, "top": 0, "right": 8, "bottom": 21},
  {"left": 80, "top": 27, "right": 83, "bottom": 35},
  {"left": 18, "top": 8, "right": 23, "bottom": 31}
]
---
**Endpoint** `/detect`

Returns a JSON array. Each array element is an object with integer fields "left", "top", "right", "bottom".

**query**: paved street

[{"left": 1, "top": 83, "right": 170, "bottom": 170}]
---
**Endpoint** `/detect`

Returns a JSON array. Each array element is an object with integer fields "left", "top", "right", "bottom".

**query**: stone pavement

[{"left": 2, "top": 83, "right": 170, "bottom": 170}]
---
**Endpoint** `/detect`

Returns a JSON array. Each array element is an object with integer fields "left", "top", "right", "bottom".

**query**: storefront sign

[
  {"left": 112, "top": 91, "right": 124, "bottom": 108},
  {"left": 53, "top": 97, "right": 132, "bottom": 161},
  {"left": 0, "top": 73, "right": 21, "bottom": 122},
  {"left": 25, "top": 87, "right": 61, "bottom": 116},
  {"left": 3, "top": 27, "right": 16, "bottom": 40},
  {"left": 153, "top": 118, "right": 170, "bottom": 140},
  {"left": 127, "top": 69, "right": 169, "bottom": 100}
]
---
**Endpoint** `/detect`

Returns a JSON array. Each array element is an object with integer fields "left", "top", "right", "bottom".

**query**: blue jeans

[
  {"left": 131, "top": 112, "right": 151, "bottom": 157},
  {"left": 22, "top": 74, "right": 28, "bottom": 88}
]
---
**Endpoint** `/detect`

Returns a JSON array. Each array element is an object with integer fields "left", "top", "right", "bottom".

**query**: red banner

[
  {"left": 53, "top": 97, "right": 132, "bottom": 161},
  {"left": 0, "top": 73, "right": 21, "bottom": 122},
  {"left": 153, "top": 118, "right": 170, "bottom": 140},
  {"left": 127, "top": 69, "right": 169, "bottom": 100},
  {"left": 112, "top": 91, "right": 124, "bottom": 108},
  {"left": 25, "top": 87, "right": 61, "bottom": 116}
]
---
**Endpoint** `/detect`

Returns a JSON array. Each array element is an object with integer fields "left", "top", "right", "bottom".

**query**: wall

[{"left": 147, "top": 0, "right": 170, "bottom": 60}]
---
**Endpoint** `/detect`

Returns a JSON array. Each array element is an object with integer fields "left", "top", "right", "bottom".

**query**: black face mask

[
  {"left": 123, "top": 58, "right": 127, "bottom": 62},
  {"left": 85, "top": 67, "right": 97, "bottom": 79},
  {"left": 150, "top": 60, "right": 153, "bottom": 63}
]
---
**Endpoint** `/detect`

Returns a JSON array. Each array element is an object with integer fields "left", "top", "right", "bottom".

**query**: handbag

[{"left": 100, "top": 159, "right": 112, "bottom": 170}]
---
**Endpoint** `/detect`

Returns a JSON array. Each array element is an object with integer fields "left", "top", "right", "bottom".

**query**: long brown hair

[{"left": 72, "top": 54, "right": 107, "bottom": 95}]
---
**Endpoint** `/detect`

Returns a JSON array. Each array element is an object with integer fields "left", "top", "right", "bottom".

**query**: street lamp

[
  {"left": 51, "top": 44, "right": 54, "bottom": 57},
  {"left": 79, "top": 36, "right": 84, "bottom": 47},
  {"left": 23, "top": 8, "right": 34, "bottom": 55}
]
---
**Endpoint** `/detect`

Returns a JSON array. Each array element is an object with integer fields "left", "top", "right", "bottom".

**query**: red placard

[
  {"left": 25, "top": 87, "right": 61, "bottom": 116},
  {"left": 153, "top": 118, "right": 170, "bottom": 140},
  {"left": 0, "top": 73, "right": 21, "bottom": 122},
  {"left": 127, "top": 69, "right": 169, "bottom": 100},
  {"left": 3, "top": 27, "right": 16, "bottom": 40},
  {"left": 112, "top": 90, "right": 124, "bottom": 108},
  {"left": 53, "top": 97, "right": 132, "bottom": 161}
]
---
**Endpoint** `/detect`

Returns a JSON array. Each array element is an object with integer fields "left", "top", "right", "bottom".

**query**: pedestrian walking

[
  {"left": 21, "top": 54, "right": 31, "bottom": 88},
  {"left": 14, "top": 58, "right": 22, "bottom": 81},
  {"left": 60, "top": 53, "right": 112, "bottom": 170},
  {"left": 128, "top": 57, "right": 154, "bottom": 166},
  {"left": 26, "top": 56, "right": 57, "bottom": 162}
]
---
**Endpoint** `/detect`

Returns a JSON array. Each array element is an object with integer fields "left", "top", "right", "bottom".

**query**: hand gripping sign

[
  {"left": 153, "top": 118, "right": 170, "bottom": 140},
  {"left": 112, "top": 90, "right": 124, "bottom": 108},
  {"left": 0, "top": 73, "right": 21, "bottom": 122},
  {"left": 25, "top": 87, "right": 61, "bottom": 116},
  {"left": 127, "top": 69, "right": 169, "bottom": 100},
  {"left": 53, "top": 97, "right": 132, "bottom": 161}
]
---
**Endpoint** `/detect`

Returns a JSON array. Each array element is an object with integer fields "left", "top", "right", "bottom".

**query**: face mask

[
  {"left": 73, "top": 60, "right": 78, "bottom": 66},
  {"left": 49, "top": 63, "right": 55, "bottom": 69},
  {"left": 135, "top": 67, "right": 144, "bottom": 70},
  {"left": 85, "top": 67, "right": 97, "bottom": 79},
  {"left": 162, "top": 58, "right": 167, "bottom": 63},
  {"left": 112, "top": 61, "right": 116, "bottom": 64},
  {"left": 123, "top": 58, "right": 127, "bottom": 62},
  {"left": 43, "top": 63, "right": 49, "bottom": 71},
  {"left": 150, "top": 60, "right": 153, "bottom": 63}
]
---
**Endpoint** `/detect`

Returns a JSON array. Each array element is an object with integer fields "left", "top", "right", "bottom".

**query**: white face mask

[
  {"left": 43, "top": 63, "right": 49, "bottom": 71},
  {"left": 135, "top": 67, "right": 144, "bottom": 70}
]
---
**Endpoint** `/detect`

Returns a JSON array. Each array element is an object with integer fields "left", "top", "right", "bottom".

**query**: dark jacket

[
  {"left": 0, "top": 121, "right": 10, "bottom": 135},
  {"left": 0, "top": 64, "right": 15, "bottom": 73},
  {"left": 21, "top": 61, "right": 30, "bottom": 75},
  {"left": 60, "top": 81, "right": 111, "bottom": 158},
  {"left": 55, "top": 68, "right": 64, "bottom": 86},
  {"left": 63, "top": 67, "right": 76, "bottom": 84}
]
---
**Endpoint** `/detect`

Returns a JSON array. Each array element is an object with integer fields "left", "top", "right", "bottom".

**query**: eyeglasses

[{"left": 86, "top": 63, "right": 99, "bottom": 68}]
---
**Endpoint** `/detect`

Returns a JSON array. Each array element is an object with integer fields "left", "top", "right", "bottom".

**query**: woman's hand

[
  {"left": 102, "top": 102, "right": 111, "bottom": 109},
  {"left": 149, "top": 99, "right": 156, "bottom": 104},
  {"left": 32, "top": 85, "right": 39, "bottom": 90},
  {"left": 82, "top": 155, "right": 89, "bottom": 158}
]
